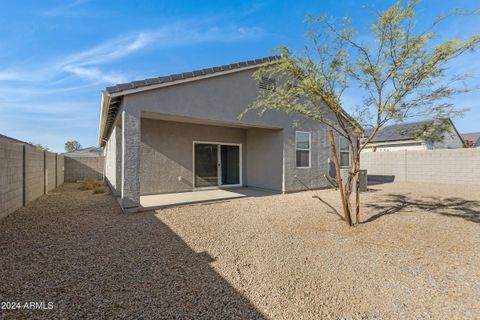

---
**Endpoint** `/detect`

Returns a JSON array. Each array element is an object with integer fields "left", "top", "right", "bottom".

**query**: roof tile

[{"left": 105, "top": 55, "right": 280, "bottom": 94}]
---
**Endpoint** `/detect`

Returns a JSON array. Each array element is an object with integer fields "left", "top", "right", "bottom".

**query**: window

[
  {"left": 339, "top": 136, "right": 350, "bottom": 167},
  {"left": 296, "top": 131, "right": 311, "bottom": 168}
]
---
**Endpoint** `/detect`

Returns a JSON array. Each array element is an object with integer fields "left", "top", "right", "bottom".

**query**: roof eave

[
  {"left": 98, "top": 91, "right": 111, "bottom": 148},
  {"left": 107, "top": 61, "right": 277, "bottom": 98}
]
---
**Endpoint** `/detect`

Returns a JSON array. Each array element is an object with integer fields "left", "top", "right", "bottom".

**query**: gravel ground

[{"left": 1, "top": 182, "right": 479, "bottom": 319}]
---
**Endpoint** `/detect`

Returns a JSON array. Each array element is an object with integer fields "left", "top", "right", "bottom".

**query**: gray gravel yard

[{"left": 1, "top": 182, "right": 479, "bottom": 319}]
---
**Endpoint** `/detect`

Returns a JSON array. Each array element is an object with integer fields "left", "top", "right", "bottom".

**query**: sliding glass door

[
  {"left": 221, "top": 145, "right": 240, "bottom": 185},
  {"left": 194, "top": 144, "right": 218, "bottom": 187},
  {"left": 194, "top": 142, "right": 241, "bottom": 188}
]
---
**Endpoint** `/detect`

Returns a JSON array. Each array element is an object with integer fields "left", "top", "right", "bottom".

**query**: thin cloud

[
  {"left": 0, "top": 21, "right": 265, "bottom": 151},
  {"left": 62, "top": 66, "right": 127, "bottom": 84},
  {"left": 37, "top": 0, "right": 90, "bottom": 17}
]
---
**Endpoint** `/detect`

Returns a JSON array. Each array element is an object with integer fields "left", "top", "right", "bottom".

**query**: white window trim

[
  {"left": 295, "top": 131, "right": 311, "bottom": 169},
  {"left": 192, "top": 141, "right": 243, "bottom": 190},
  {"left": 339, "top": 136, "right": 351, "bottom": 168}
]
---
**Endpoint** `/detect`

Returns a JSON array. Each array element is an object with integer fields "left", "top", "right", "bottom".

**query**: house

[
  {"left": 62, "top": 146, "right": 103, "bottom": 157},
  {"left": 97, "top": 56, "right": 352, "bottom": 212},
  {"left": 460, "top": 132, "right": 480, "bottom": 148},
  {"left": 62, "top": 147, "right": 104, "bottom": 182},
  {"left": 361, "top": 119, "right": 464, "bottom": 152}
]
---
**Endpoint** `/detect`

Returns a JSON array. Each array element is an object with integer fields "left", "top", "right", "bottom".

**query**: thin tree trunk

[
  {"left": 355, "top": 138, "right": 361, "bottom": 225},
  {"left": 328, "top": 129, "right": 352, "bottom": 226}
]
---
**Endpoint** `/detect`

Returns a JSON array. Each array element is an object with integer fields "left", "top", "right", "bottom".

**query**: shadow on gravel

[
  {"left": 312, "top": 195, "right": 344, "bottom": 221},
  {"left": 363, "top": 194, "right": 480, "bottom": 224},
  {"left": 0, "top": 183, "right": 266, "bottom": 319}
]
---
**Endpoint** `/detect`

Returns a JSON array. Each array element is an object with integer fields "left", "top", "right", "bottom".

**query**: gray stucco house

[{"left": 98, "top": 56, "right": 349, "bottom": 211}]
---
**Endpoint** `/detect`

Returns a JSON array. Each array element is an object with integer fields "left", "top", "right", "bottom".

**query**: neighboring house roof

[
  {"left": 363, "top": 120, "right": 436, "bottom": 143},
  {"left": 363, "top": 119, "right": 463, "bottom": 145},
  {"left": 105, "top": 55, "right": 281, "bottom": 95},
  {"left": 63, "top": 147, "right": 103, "bottom": 157},
  {"left": 460, "top": 132, "right": 480, "bottom": 146},
  {"left": 0, "top": 133, "right": 30, "bottom": 145}
]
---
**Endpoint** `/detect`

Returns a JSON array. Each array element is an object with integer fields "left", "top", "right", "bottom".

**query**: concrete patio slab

[{"left": 140, "top": 187, "right": 280, "bottom": 210}]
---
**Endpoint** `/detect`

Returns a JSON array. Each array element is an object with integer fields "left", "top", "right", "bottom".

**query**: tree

[
  {"left": 28, "top": 142, "right": 50, "bottom": 152},
  {"left": 65, "top": 140, "right": 82, "bottom": 152},
  {"left": 243, "top": 1, "right": 480, "bottom": 226}
]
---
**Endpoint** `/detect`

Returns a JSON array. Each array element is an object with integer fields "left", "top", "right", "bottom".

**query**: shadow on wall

[
  {"left": 367, "top": 175, "right": 396, "bottom": 186},
  {"left": 363, "top": 194, "right": 480, "bottom": 224},
  {"left": 0, "top": 185, "right": 267, "bottom": 319},
  {"left": 64, "top": 157, "right": 103, "bottom": 182}
]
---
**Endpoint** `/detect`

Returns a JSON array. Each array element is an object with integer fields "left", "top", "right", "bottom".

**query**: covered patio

[
  {"left": 140, "top": 187, "right": 281, "bottom": 211},
  {"left": 139, "top": 187, "right": 280, "bottom": 210}
]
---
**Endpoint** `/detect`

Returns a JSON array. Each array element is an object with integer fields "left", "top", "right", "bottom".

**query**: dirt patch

[{"left": 0, "top": 182, "right": 479, "bottom": 319}]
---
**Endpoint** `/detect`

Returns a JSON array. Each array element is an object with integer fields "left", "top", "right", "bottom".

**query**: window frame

[
  {"left": 295, "top": 131, "right": 311, "bottom": 168},
  {"left": 338, "top": 136, "right": 351, "bottom": 167}
]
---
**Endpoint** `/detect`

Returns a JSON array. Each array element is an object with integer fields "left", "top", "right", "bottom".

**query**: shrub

[
  {"left": 93, "top": 186, "right": 106, "bottom": 194},
  {"left": 79, "top": 179, "right": 103, "bottom": 190}
]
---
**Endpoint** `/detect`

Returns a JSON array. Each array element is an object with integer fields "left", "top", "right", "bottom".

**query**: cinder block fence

[
  {"left": 361, "top": 148, "right": 480, "bottom": 185},
  {"left": 64, "top": 156, "right": 104, "bottom": 182},
  {"left": 0, "top": 140, "right": 64, "bottom": 219}
]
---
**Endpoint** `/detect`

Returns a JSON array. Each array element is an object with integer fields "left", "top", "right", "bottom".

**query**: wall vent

[{"left": 259, "top": 77, "right": 276, "bottom": 91}]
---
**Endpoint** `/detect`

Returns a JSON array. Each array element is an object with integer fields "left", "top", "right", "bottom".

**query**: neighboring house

[
  {"left": 361, "top": 119, "right": 464, "bottom": 152},
  {"left": 98, "top": 56, "right": 353, "bottom": 211},
  {"left": 62, "top": 146, "right": 103, "bottom": 157},
  {"left": 460, "top": 132, "right": 480, "bottom": 148},
  {"left": 62, "top": 147, "right": 104, "bottom": 182}
]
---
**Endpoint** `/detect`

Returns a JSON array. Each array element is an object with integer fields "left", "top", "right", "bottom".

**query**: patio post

[{"left": 121, "top": 108, "right": 141, "bottom": 211}]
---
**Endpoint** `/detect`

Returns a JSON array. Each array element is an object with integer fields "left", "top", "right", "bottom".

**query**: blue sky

[{"left": 0, "top": 0, "right": 479, "bottom": 152}]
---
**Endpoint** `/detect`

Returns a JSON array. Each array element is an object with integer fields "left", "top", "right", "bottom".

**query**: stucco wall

[
  {"left": 361, "top": 148, "right": 480, "bottom": 184},
  {"left": 140, "top": 118, "right": 248, "bottom": 195},
  {"left": 362, "top": 142, "right": 427, "bottom": 152},
  {"left": 245, "top": 128, "right": 283, "bottom": 191},
  {"left": 283, "top": 125, "right": 337, "bottom": 192},
  {"left": 0, "top": 141, "right": 23, "bottom": 219},
  {"left": 104, "top": 124, "right": 119, "bottom": 192},
  {"left": 427, "top": 126, "right": 464, "bottom": 149},
  {"left": 122, "top": 68, "right": 342, "bottom": 195}
]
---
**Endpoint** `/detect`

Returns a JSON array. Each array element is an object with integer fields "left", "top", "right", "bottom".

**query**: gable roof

[
  {"left": 98, "top": 56, "right": 281, "bottom": 147},
  {"left": 460, "top": 132, "right": 480, "bottom": 145},
  {"left": 105, "top": 55, "right": 280, "bottom": 95},
  {"left": 363, "top": 120, "right": 436, "bottom": 143},
  {"left": 363, "top": 119, "right": 463, "bottom": 145}
]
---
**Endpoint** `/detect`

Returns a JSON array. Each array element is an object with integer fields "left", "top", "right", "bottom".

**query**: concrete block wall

[
  {"left": 57, "top": 155, "right": 64, "bottom": 186},
  {"left": 25, "top": 145, "right": 45, "bottom": 202},
  {"left": 361, "top": 148, "right": 480, "bottom": 185},
  {"left": 0, "top": 141, "right": 65, "bottom": 219},
  {"left": 361, "top": 151, "right": 407, "bottom": 182},
  {"left": 45, "top": 152, "right": 56, "bottom": 192},
  {"left": 0, "top": 141, "right": 23, "bottom": 219},
  {"left": 64, "top": 156, "right": 104, "bottom": 182}
]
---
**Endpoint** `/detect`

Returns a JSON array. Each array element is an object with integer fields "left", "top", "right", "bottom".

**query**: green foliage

[
  {"left": 244, "top": 0, "right": 480, "bottom": 147},
  {"left": 65, "top": 140, "right": 82, "bottom": 152},
  {"left": 28, "top": 142, "right": 50, "bottom": 152},
  {"left": 243, "top": 0, "right": 480, "bottom": 225}
]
